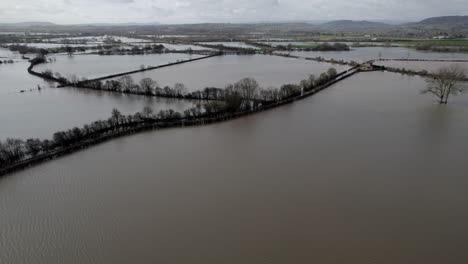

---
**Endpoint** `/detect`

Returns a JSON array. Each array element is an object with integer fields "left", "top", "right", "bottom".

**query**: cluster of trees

[
  {"left": 0, "top": 59, "right": 14, "bottom": 64},
  {"left": 0, "top": 101, "right": 237, "bottom": 168},
  {"left": 416, "top": 43, "right": 468, "bottom": 53},
  {"left": 6, "top": 44, "right": 85, "bottom": 56},
  {"left": 351, "top": 42, "right": 394, "bottom": 48},
  {"left": 276, "top": 53, "right": 356, "bottom": 67},
  {"left": 198, "top": 43, "right": 257, "bottom": 54},
  {"left": 277, "top": 43, "right": 350, "bottom": 52},
  {"left": 78, "top": 67, "right": 338, "bottom": 109},
  {"left": 0, "top": 106, "right": 182, "bottom": 167},
  {"left": 304, "top": 43, "right": 350, "bottom": 52},
  {"left": 384, "top": 66, "right": 430, "bottom": 77},
  {"left": 5, "top": 66, "right": 343, "bottom": 168},
  {"left": 7, "top": 45, "right": 49, "bottom": 56},
  {"left": 97, "top": 44, "right": 166, "bottom": 55},
  {"left": 313, "top": 56, "right": 357, "bottom": 66}
]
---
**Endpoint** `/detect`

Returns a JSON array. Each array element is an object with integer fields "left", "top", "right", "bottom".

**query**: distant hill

[
  {"left": 320, "top": 20, "right": 391, "bottom": 30},
  {"left": 416, "top": 16, "right": 468, "bottom": 26},
  {"left": 82, "top": 22, "right": 162, "bottom": 26},
  {"left": 0, "top": 16, "right": 467, "bottom": 36},
  {"left": 402, "top": 16, "right": 468, "bottom": 34},
  {"left": 0, "top": 21, "right": 56, "bottom": 27}
]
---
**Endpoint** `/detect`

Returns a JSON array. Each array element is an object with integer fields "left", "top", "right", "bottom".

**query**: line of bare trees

[
  {"left": 0, "top": 59, "right": 14, "bottom": 64},
  {"left": 0, "top": 105, "right": 193, "bottom": 167},
  {"left": 2, "top": 67, "right": 341, "bottom": 169},
  {"left": 60, "top": 67, "right": 338, "bottom": 106},
  {"left": 276, "top": 42, "right": 350, "bottom": 52}
]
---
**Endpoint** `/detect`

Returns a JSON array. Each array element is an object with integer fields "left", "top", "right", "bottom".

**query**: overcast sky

[{"left": 1, "top": 0, "right": 467, "bottom": 24}]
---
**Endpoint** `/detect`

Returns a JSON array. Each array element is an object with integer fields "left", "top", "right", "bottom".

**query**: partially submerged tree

[
  {"left": 422, "top": 65, "right": 466, "bottom": 104},
  {"left": 65, "top": 46, "right": 74, "bottom": 56}
]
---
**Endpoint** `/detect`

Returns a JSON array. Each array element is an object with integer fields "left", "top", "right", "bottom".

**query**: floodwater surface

[
  {"left": 120, "top": 55, "right": 349, "bottom": 91},
  {"left": 1, "top": 72, "right": 468, "bottom": 263},
  {"left": 0, "top": 88, "right": 195, "bottom": 139},
  {"left": 376, "top": 60, "right": 468, "bottom": 72},
  {"left": 33, "top": 53, "right": 202, "bottom": 79},
  {"left": 0, "top": 59, "right": 195, "bottom": 139},
  {"left": 284, "top": 46, "right": 468, "bottom": 62}
]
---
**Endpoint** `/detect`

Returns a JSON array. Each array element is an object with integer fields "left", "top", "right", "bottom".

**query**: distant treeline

[
  {"left": 96, "top": 44, "right": 165, "bottom": 55},
  {"left": 5, "top": 43, "right": 171, "bottom": 56},
  {"left": 196, "top": 43, "right": 257, "bottom": 54},
  {"left": 276, "top": 42, "right": 350, "bottom": 52},
  {"left": 415, "top": 43, "right": 468, "bottom": 53},
  {"left": 0, "top": 59, "right": 14, "bottom": 64},
  {"left": 274, "top": 53, "right": 358, "bottom": 67},
  {"left": 6, "top": 44, "right": 50, "bottom": 55},
  {"left": 0, "top": 107, "right": 185, "bottom": 167},
  {"left": 56, "top": 67, "right": 338, "bottom": 105}
]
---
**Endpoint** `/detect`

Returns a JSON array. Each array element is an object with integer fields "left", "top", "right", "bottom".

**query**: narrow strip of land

[{"left": 1, "top": 63, "right": 384, "bottom": 177}]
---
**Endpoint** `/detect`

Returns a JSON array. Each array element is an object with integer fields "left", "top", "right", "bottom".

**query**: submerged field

[
  {"left": 283, "top": 46, "right": 468, "bottom": 62},
  {"left": 33, "top": 53, "right": 202, "bottom": 79},
  {"left": 376, "top": 60, "right": 468, "bottom": 72},
  {"left": 2, "top": 72, "right": 468, "bottom": 263},
  {"left": 115, "top": 55, "right": 349, "bottom": 91}
]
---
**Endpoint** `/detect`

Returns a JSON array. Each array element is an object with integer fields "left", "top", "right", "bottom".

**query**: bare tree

[
  {"left": 174, "top": 83, "right": 188, "bottom": 97},
  {"left": 118, "top": 76, "right": 135, "bottom": 93},
  {"left": 142, "top": 106, "right": 154, "bottom": 118},
  {"left": 234, "top": 78, "right": 259, "bottom": 110},
  {"left": 422, "top": 65, "right": 466, "bottom": 104},
  {"left": 65, "top": 46, "right": 74, "bottom": 56},
  {"left": 140, "top": 78, "right": 157, "bottom": 95}
]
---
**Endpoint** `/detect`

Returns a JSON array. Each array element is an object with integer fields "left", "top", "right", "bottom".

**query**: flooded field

[
  {"left": 0, "top": 60, "right": 50, "bottom": 94},
  {"left": 33, "top": 53, "right": 202, "bottom": 79},
  {"left": 49, "top": 36, "right": 152, "bottom": 44},
  {"left": 118, "top": 55, "right": 349, "bottom": 91},
  {"left": 2, "top": 72, "right": 468, "bottom": 263},
  {"left": 159, "top": 43, "right": 213, "bottom": 51},
  {"left": 0, "top": 88, "right": 195, "bottom": 139},
  {"left": 0, "top": 47, "right": 20, "bottom": 59},
  {"left": 376, "top": 60, "right": 468, "bottom": 72},
  {"left": 260, "top": 41, "right": 405, "bottom": 47},
  {"left": 284, "top": 46, "right": 468, "bottom": 62},
  {"left": 0, "top": 55, "right": 196, "bottom": 139},
  {"left": 198, "top": 42, "right": 259, "bottom": 49}
]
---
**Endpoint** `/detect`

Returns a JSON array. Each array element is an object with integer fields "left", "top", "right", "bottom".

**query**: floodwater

[
  {"left": 376, "top": 60, "right": 468, "bottom": 72},
  {"left": 0, "top": 88, "right": 195, "bottom": 139},
  {"left": 0, "top": 58, "right": 195, "bottom": 139},
  {"left": 119, "top": 55, "right": 349, "bottom": 91},
  {"left": 33, "top": 53, "right": 202, "bottom": 79},
  {"left": 284, "top": 46, "right": 468, "bottom": 62},
  {"left": 0, "top": 59, "right": 50, "bottom": 95},
  {"left": 0, "top": 47, "right": 20, "bottom": 59},
  {"left": 198, "top": 42, "right": 259, "bottom": 49},
  {"left": 159, "top": 43, "right": 213, "bottom": 51},
  {"left": 2, "top": 72, "right": 468, "bottom": 263},
  {"left": 261, "top": 41, "right": 405, "bottom": 47}
]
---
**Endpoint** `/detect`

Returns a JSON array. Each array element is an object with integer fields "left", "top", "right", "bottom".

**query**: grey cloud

[{"left": 0, "top": 0, "right": 467, "bottom": 24}]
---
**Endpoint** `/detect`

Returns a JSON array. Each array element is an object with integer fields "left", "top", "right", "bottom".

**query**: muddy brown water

[{"left": 1, "top": 72, "right": 468, "bottom": 263}]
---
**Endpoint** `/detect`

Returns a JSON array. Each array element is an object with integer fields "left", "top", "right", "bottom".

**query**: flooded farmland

[
  {"left": 33, "top": 53, "right": 202, "bottom": 79},
  {"left": 2, "top": 72, "right": 468, "bottom": 264},
  {"left": 117, "top": 55, "right": 349, "bottom": 91},
  {"left": 284, "top": 46, "right": 468, "bottom": 62}
]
